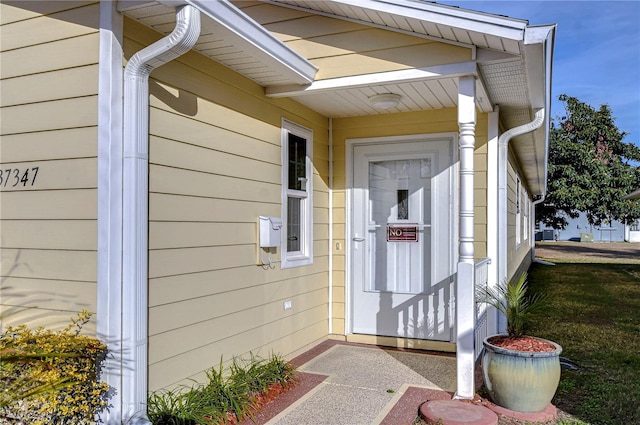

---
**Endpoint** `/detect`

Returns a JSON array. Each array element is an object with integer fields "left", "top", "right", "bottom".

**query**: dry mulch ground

[{"left": 535, "top": 241, "right": 640, "bottom": 264}]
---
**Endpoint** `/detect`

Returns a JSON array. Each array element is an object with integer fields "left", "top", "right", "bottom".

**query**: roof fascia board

[
  {"left": 524, "top": 24, "right": 556, "bottom": 45},
  {"left": 268, "top": 0, "right": 527, "bottom": 41},
  {"left": 523, "top": 24, "right": 556, "bottom": 109},
  {"left": 158, "top": 0, "right": 317, "bottom": 84},
  {"left": 511, "top": 24, "right": 555, "bottom": 196},
  {"left": 266, "top": 61, "right": 478, "bottom": 97}
]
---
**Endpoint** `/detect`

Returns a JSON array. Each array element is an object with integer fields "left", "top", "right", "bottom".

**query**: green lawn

[{"left": 527, "top": 262, "right": 640, "bottom": 425}]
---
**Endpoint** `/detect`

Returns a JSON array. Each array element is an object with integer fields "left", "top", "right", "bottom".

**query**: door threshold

[{"left": 346, "top": 334, "right": 456, "bottom": 353}]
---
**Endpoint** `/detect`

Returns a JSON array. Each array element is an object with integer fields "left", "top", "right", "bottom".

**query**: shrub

[
  {"left": 0, "top": 311, "right": 111, "bottom": 424},
  {"left": 147, "top": 353, "right": 297, "bottom": 424},
  {"left": 477, "top": 271, "right": 546, "bottom": 338}
]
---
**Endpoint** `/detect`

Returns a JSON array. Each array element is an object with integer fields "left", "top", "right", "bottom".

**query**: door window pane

[
  {"left": 368, "top": 159, "right": 431, "bottom": 294},
  {"left": 397, "top": 189, "right": 409, "bottom": 220}
]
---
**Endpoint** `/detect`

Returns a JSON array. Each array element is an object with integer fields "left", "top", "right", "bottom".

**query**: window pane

[
  {"left": 288, "top": 133, "right": 306, "bottom": 191},
  {"left": 397, "top": 189, "right": 409, "bottom": 220},
  {"left": 287, "top": 197, "right": 301, "bottom": 252}
]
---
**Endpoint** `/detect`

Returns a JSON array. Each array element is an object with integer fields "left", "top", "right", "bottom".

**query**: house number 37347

[{"left": 0, "top": 167, "right": 39, "bottom": 188}]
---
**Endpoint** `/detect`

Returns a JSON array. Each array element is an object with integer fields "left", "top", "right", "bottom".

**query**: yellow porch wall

[
  {"left": 0, "top": 1, "right": 100, "bottom": 332},
  {"left": 329, "top": 110, "right": 489, "bottom": 333},
  {"left": 124, "top": 19, "right": 331, "bottom": 391}
]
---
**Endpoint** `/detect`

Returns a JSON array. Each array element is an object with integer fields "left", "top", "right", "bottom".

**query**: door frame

[{"left": 344, "top": 133, "right": 459, "bottom": 340}]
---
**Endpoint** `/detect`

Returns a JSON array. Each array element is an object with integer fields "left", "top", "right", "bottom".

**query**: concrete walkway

[{"left": 243, "top": 340, "right": 457, "bottom": 425}]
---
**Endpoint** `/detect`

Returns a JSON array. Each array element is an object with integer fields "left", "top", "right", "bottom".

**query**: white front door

[{"left": 350, "top": 137, "right": 455, "bottom": 341}]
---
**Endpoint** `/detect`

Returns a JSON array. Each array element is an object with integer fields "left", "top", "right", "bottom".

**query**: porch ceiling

[
  {"left": 120, "top": 0, "right": 533, "bottom": 121},
  {"left": 120, "top": 0, "right": 553, "bottom": 195}
]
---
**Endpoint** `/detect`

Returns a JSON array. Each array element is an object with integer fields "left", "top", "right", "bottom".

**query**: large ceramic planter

[{"left": 482, "top": 335, "right": 562, "bottom": 413}]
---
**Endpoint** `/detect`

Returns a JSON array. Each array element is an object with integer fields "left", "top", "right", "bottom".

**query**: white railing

[{"left": 474, "top": 257, "right": 491, "bottom": 362}]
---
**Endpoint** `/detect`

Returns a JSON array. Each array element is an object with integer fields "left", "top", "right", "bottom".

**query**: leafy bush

[
  {"left": 147, "top": 353, "right": 296, "bottom": 424},
  {"left": 0, "top": 311, "right": 111, "bottom": 424}
]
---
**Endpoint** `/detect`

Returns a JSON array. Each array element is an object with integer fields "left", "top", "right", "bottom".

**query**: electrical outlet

[{"left": 283, "top": 300, "right": 292, "bottom": 310}]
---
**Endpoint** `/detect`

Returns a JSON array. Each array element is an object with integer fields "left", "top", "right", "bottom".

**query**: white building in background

[
  {"left": 624, "top": 189, "right": 640, "bottom": 242},
  {"left": 537, "top": 214, "right": 640, "bottom": 242}
]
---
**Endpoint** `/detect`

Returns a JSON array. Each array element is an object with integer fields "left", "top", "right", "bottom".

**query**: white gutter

[
  {"left": 496, "top": 108, "right": 545, "bottom": 333},
  {"left": 122, "top": 5, "right": 200, "bottom": 422}
]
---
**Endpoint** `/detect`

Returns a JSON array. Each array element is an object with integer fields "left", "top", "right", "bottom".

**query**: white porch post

[
  {"left": 455, "top": 76, "right": 477, "bottom": 399},
  {"left": 97, "top": 1, "right": 123, "bottom": 422}
]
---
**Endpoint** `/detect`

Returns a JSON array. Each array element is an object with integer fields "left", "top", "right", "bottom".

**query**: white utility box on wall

[
  {"left": 258, "top": 216, "right": 282, "bottom": 267},
  {"left": 258, "top": 216, "right": 282, "bottom": 248}
]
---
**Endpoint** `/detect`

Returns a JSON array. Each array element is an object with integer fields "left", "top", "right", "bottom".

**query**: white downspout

[
  {"left": 496, "top": 108, "right": 545, "bottom": 333},
  {"left": 122, "top": 5, "right": 200, "bottom": 422}
]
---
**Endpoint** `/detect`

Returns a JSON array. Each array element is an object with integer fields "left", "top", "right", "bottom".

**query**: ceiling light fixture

[{"left": 369, "top": 93, "right": 402, "bottom": 110}]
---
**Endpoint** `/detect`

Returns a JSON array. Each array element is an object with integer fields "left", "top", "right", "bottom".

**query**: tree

[{"left": 536, "top": 95, "right": 640, "bottom": 229}]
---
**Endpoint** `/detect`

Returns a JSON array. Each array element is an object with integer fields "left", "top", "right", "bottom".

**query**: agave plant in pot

[{"left": 479, "top": 271, "right": 562, "bottom": 413}]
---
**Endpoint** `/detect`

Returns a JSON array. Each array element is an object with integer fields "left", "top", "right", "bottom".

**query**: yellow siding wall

[
  {"left": 124, "top": 19, "right": 331, "bottom": 391},
  {"left": 235, "top": 2, "right": 472, "bottom": 80},
  {"left": 0, "top": 1, "right": 99, "bottom": 331},
  {"left": 506, "top": 154, "right": 532, "bottom": 281},
  {"left": 329, "top": 110, "right": 489, "bottom": 334}
]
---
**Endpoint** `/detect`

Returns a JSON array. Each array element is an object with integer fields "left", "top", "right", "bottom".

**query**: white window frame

[
  {"left": 281, "top": 119, "right": 313, "bottom": 268},
  {"left": 523, "top": 194, "right": 529, "bottom": 242}
]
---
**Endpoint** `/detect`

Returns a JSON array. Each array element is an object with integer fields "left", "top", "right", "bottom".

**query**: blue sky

[{"left": 439, "top": 0, "right": 640, "bottom": 147}]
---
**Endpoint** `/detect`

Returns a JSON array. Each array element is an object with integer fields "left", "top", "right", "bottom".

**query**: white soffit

[{"left": 119, "top": 0, "right": 317, "bottom": 86}]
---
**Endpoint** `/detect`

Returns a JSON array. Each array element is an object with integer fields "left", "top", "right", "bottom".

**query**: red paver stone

[
  {"left": 485, "top": 402, "right": 557, "bottom": 423},
  {"left": 420, "top": 400, "right": 498, "bottom": 425},
  {"left": 380, "top": 387, "right": 452, "bottom": 425}
]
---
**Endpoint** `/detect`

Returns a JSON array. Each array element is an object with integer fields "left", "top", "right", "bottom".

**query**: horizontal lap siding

[
  {"left": 124, "top": 20, "right": 330, "bottom": 390},
  {"left": 239, "top": 3, "right": 472, "bottom": 81},
  {"left": 0, "top": 2, "right": 99, "bottom": 331},
  {"left": 507, "top": 156, "right": 532, "bottom": 281}
]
